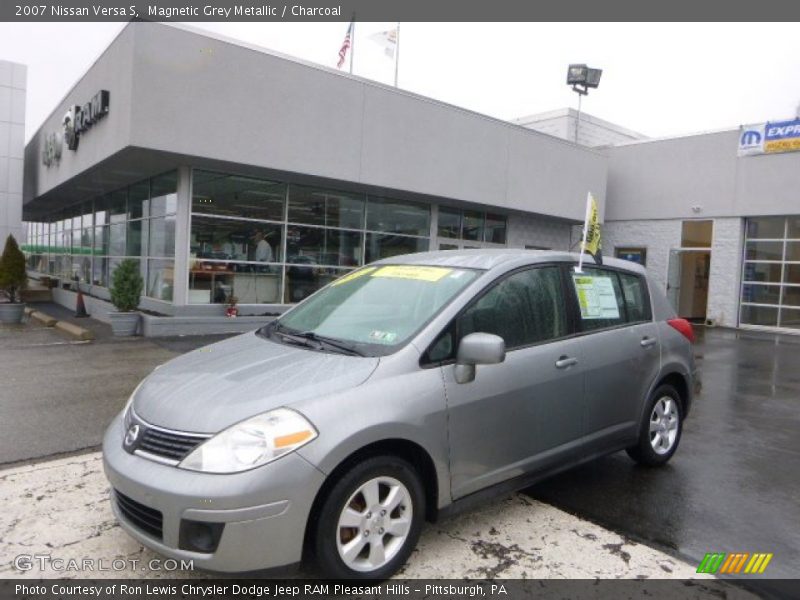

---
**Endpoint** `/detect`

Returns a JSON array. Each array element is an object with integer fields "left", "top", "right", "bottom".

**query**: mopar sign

[
  {"left": 42, "top": 89, "right": 109, "bottom": 166},
  {"left": 738, "top": 117, "right": 800, "bottom": 157}
]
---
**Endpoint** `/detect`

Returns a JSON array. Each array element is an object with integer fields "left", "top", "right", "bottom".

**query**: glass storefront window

[
  {"left": 746, "top": 217, "right": 785, "bottom": 239},
  {"left": 367, "top": 197, "right": 430, "bottom": 237},
  {"left": 149, "top": 216, "right": 176, "bottom": 258},
  {"left": 743, "top": 261, "right": 782, "bottom": 283},
  {"left": 288, "top": 185, "right": 364, "bottom": 229},
  {"left": 462, "top": 210, "right": 484, "bottom": 241},
  {"left": 437, "top": 208, "right": 461, "bottom": 239},
  {"left": 109, "top": 223, "right": 126, "bottom": 256},
  {"left": 788, "top": 217, "right": 800, "bottom": 239},
  {"left": 147, "top": 259, "right": 174, "bottom": 302},
  {"left": 741, "top": 216, "right": 800, "bottom": 331},
  {"left": 190, "top": 215, "right": 283, "bottom": 264},
  {"left": 189, "top": 263, "right": 283, "bottom": 304},
  {"left": 741, "top": 284, "right": 781, "bottom": 305},
  {"left": 783, "top": 286, "right": 800, "bottom": 307},
  {"left": 741, "top": 304, "right": 778, "bottom": 327},
  {"left": 128, "top": 180, "right": 149, "bottom": 219},
  {"left": 126, "top": 220, "right": 143, "bottom": 256},
  {"left": 285, "top": 266, "right": 348, "bottom": 304},
  {"left": 365, "top": 233, "right": 429, "bottom": 262},
  {"left": 781, "top": 308, "right": 800, "bottom": 329},
  {"left": 286, "top": 225, "right": 361, "bottom": 267},
  {"left": 745, "top": 241, "right": 783, "bottom": 261},
  {"left": 485, "top": 213, "right": 507, "bottom": 244},
  {"left": 193, "top": 170, "right": 285, "bottom": 222}
]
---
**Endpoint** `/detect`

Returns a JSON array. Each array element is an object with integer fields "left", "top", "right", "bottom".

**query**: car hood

[{"left": 132, "top": 331, "right": 380, "bottom": 433}]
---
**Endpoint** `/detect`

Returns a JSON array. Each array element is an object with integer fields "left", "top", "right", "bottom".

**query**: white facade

[
  {"left": 0, "top": 60, "right": 26, "bottom": 247},
  {"left": 513, "top": 108, "right": 647, "bottom": 148}
]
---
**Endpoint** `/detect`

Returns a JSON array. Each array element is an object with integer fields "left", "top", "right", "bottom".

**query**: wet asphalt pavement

[
  {"left": 0, "top": 308, "right": 235, "bottom": 466},
  {"left": 527, "top": 327, "right": 800, "bottom": 588}
]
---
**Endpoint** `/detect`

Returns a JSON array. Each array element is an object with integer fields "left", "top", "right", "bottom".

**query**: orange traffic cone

[{"left": 75, "top": 291, "right": 89, "bottom": 318}]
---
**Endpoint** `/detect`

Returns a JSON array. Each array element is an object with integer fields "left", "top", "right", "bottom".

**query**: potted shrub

[
  {"left": 109, "top": 258, "right": 143, "bottom": 336},
  {"left": 0, "top": 235, "right": 28, "bottom": 324}
]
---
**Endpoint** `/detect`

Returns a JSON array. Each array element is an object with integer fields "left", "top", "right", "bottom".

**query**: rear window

[
  {"left": 618, "top": 271, "right": 652, "bottom": 322},
  {"left": 572, "top": 267, "right": 651, "bottom": 331}
]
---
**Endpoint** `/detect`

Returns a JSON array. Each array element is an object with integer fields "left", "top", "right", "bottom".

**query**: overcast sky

[{"left": 1, "top": 21, "right": 799, "bottom": 141}]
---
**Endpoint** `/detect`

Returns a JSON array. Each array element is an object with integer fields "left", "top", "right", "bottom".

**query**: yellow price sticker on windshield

[
  {"left": 372, "top": 265, "right": 452, "bottom": 282},
  {"left": 331, "top": 266, "right": 377, "bottom": 286}
]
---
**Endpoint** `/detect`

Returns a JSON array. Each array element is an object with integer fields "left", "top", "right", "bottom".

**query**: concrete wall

[
  {"left": 607, "top": 130, "right": 800, "bottom": 221},
  {"left": 0, "top": 60, "right": 25, "bottom": 246},
  {"left": 514, "top": 108, "right": 646, "bottom": 148},
  {"left": 508, "top": 213, "right": 573, "bottom": 250}
]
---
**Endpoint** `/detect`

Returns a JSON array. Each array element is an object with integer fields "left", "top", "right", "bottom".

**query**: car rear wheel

[
  {"left": 626, "top": 383, "right": 683, "bottom": 466},
  {"left": 312, "top": 455, "right": 424, "bottom": 579}
]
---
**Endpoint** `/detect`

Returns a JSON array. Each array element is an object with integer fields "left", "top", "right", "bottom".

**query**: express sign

[{"left": 738, "top": 117, "right": 800, "bottom": 157}]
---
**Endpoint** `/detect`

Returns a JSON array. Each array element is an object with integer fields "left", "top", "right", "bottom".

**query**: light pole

[{"left": 566, "top": 64, "right": 602, "bottom": 144}]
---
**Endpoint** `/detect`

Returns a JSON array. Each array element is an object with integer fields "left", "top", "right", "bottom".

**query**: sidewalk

[{"left": 0, "top": 451, "right": 753, "bottom": 594}]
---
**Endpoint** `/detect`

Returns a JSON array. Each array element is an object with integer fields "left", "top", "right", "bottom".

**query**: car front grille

[
  {"left": 115, "top": 490, "right": 163, "bottom": 541},
  {"left": 138, "top": 427, "right": 206, "bottom": 461}
]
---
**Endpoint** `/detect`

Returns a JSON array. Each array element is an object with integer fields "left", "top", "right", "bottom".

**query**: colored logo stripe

[{"left": 697, "top": 552, "right": 773, "bottom": 574}]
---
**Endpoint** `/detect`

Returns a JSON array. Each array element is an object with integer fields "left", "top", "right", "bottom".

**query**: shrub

[
  {"left": 110, "top": 259, "right": 143, "bottom": 312},
  {"left": 0, "top": 235, "right": 27, "bottom": 303}
]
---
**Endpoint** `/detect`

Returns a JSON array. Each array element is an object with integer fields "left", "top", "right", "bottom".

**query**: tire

[
  {"left": 626, "top": 384, "right": 683, "bottom": 467},
  {"left": 312, "top": 455, "right": 425, "bottom": 579}
]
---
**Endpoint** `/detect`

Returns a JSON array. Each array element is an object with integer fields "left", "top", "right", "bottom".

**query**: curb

[
  {"left": 54, "top": 320, "right": 95, "bottom": 341},
  {"left": 30, "top": 310, "right": 58, "bottom": 327}
]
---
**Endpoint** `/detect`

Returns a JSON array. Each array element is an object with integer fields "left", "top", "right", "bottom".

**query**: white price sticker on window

[{"left": 573, "top": 275, "right": 620, "bottom": 320}]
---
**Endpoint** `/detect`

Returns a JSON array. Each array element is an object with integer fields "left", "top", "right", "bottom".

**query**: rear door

[
  {"left": 570, "top": 266, "right": 660, "bottom": 453},
  {"left": 434, "top": 265, "right": 586, "bottom": 499}
]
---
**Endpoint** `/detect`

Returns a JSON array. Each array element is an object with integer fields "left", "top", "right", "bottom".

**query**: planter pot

[
  {"left": 109, "top": 311, "right": 140, "bottom": 336},
  {"left": 0, "top": 302, "right": 26, "bottom": 324}
]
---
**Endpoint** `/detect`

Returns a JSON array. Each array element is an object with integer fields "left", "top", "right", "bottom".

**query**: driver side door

[{"left": 433, "top": 265, "right": 586, "bottom": 499}]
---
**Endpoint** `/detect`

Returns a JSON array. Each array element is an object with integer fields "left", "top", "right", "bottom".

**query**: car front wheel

[
  {"left": 312, "top": 455, "right": 425, "bottom": 579},
  {"left": 626, "top": 383, "right": 683, "bottom": 466}
]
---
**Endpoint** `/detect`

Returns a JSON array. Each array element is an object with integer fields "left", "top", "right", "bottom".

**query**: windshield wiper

[
  {"left": 269, "top": 322, "right": 365, "bottom": 356},
  {"left": 295, "top": 331, "right": 366, "bottom": 357}
]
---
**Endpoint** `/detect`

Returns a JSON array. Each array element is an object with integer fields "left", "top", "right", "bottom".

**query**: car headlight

[
  {"left": 178, "top": 408, "right": 318, "bottom": 474},
  {"left": 122, "top": 380, "right": 144, "bottom": 430}
]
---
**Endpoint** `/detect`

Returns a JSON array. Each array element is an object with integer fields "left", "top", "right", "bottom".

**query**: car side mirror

[{"left": 454, "top": 333, "right": 506, "bottom": 384}]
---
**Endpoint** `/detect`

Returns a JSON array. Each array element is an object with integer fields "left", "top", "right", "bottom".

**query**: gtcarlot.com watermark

[{"left": 13, "top": 553, "right": 194, "bottom": 573}]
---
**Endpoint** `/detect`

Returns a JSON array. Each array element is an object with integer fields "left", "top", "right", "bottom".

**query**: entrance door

[{"left": 667, "top": 249, "right": 710, "bottom": 320}]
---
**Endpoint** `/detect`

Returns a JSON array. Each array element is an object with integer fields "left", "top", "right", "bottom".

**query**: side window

[
  {"left": 618, "top": 272, "right": 652, "bottom": 322},
  {"left": 572, "top": 267, "right": 627, "bottom": 332},
  {"left": 457, "top": 267, "right": 568, "bottom": 351}
]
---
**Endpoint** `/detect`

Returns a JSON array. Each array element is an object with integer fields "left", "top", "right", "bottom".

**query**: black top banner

[{"left": 2, "top": 0, "right": 799, "bottom": 22}]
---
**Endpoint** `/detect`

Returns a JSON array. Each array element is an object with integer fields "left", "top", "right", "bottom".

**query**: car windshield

[{"left": 263, "top": 264, "right": 481, "bottom": 356}]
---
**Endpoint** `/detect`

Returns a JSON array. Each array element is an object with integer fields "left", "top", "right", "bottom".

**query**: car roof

[{"left": 374, "top": 249, "right": 647, "bottom": 275}]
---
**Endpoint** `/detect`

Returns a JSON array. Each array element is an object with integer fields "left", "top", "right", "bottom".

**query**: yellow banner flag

[{"left": 582, "top": 193, "right": 602, "bottom": 263}]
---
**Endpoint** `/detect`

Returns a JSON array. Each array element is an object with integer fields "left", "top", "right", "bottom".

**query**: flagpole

[
  {"left": 576, "top": 191, "right": 592, "bottom": 273},
  {"left": 349, "top": 14, "right": 355, "bottom": 74},
  {"left": 394, "top": 22, "right": 400, "bottom": 87}
]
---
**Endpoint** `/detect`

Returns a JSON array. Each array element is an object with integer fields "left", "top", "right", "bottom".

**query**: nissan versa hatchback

[{"left": 103, "top": 250, "right": 695, "bottom": 578}]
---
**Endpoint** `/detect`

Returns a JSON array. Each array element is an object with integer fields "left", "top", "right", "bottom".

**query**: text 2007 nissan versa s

[{"left": 103, "top": 250, "right": 695, "bottom": 578}]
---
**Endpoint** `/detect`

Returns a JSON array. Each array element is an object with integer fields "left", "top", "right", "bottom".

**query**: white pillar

[{"left": 172, "top": 166, "right": 192, "bottom": 307}]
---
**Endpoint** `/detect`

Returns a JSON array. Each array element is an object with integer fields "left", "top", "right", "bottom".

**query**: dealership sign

[
  {"left": 738, "top": 118, "right": 800, "bottom": 157},
  {"left": 42, "top": 89, "right": 110, "bottom": 167}
]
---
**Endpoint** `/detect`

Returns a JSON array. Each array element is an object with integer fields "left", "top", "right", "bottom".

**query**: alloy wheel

[
  {"left": 335, "top": 476, "right": 413, "bottom": 572},
  {"left": 649, "top": 395, "right": 679, "bottom": 455}
]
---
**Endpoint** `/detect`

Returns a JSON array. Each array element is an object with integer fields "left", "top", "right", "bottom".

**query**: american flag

[{"left": 337, "top": 20, "right": 354, "bottom": 69}]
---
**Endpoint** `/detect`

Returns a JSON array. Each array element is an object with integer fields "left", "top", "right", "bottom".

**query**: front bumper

[{"left": 102, "top": 414, "right": 326, "bottom": 572}]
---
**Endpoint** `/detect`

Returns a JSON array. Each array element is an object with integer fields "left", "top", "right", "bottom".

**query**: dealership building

[{"left": 19, "top": 21, "right": 800, "bottom": 335}]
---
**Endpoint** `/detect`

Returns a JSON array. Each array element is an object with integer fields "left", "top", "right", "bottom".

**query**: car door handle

[
  {"left": 555, "top": 356, "right": 578, "bottom": 369},
  {"left": 640, "top": 337, "right": 657, "bottom": 348}
]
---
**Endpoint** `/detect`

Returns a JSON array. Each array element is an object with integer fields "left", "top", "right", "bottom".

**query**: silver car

[{"left": 103, "top": 250, "right": 695, "bottom": 578}]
